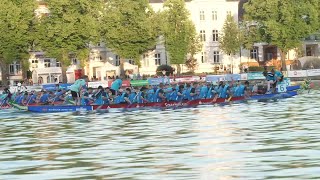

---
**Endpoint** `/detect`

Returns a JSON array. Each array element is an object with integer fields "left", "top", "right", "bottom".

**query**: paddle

[{"left": 226, "top": 95, "right": 233, "bottom": 102}]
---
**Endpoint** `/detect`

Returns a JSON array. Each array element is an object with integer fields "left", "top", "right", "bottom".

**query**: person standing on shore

[{"left": 69, "top": 75, "right": 89, "bottom": 106}]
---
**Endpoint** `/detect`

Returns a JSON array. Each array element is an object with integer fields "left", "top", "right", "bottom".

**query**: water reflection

[{"left": 0, "top": 91, "right": 320, "bottom": 179}]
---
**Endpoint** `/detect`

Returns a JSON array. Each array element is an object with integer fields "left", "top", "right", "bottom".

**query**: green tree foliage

[
  {"left": 36, "top": 0, "right": 102, "bottom": 83},
  {"left": 219, "top": 13, "right": 242, "bottom": 73},
  {"left": 162, "top": 0, "right": 195, "bottom": 75},
  {"left": 100, "top": 0, "right": 158, "bottom": 76},
  {"left": 185, "top": 23, "right": 202, "bottom": 73},
  {"left": 0, "top": 0, "right": 35, "bottom": 86},
  {"left": 244, "top": 0, "right": 320, "bottom": 70}
]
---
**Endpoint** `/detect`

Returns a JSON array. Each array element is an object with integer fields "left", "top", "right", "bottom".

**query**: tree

[
  {"left": 36, "top": 0, "right": 102, "bottom": 83},
  {"left": 0, "top": 0, "right": 35, "bottom": 86},
  {"left": 156, "top": 65, "right": 174, "bottom": 76},
  {"left": 219, "top": 13, "right": 242, "bottom": 73},
  {"left": 185, "top": 23, "right": 202, "bottom": 73},
  {"left": 162, "top": 0, "right": 195, "bottom": 75},
  {"left": 244, "top": 0, "right": 320, "bottom": 70},
  {"left": 100, "top": 0, "right": 158, "bottom": 77},
  {"left": 240, "top": 22, "right": 262, "bottom": 62}
]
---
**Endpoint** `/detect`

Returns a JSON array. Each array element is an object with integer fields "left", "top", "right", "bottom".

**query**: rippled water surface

[{"left": 1, "top": 90, "right": 320, "bottom": 180}]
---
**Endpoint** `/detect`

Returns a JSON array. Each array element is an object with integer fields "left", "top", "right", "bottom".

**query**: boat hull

[{"left": 25, "top": 92, "right": 297, "bottom": 113}]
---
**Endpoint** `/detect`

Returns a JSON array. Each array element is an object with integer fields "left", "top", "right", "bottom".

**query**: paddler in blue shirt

[
  {"left": 129, "top": 87, "right": 138, "bottom": 104},
  {"left": 93, "top": 86, "right": 105, "bottom": 105},
  {"left": 199, "top": 82, "right": 208, "bottom": 99},
  {"left": 121, "top": 88, "right": 132, "bottom": 104},
  {"left": 111, "top": 77, "right": 123, "bottom": 96},
  {"left": 137, "top": 87, "right": 149, "bottom": 103},
  {"left": 189, "top": 82, "right": 199, "bottom": 100},
  {"left": 81, "top": 87, "right": 93, "bottom": 105},
  {"left": 219, "top": 81, "right": 230, "bottom": 98},
  {"left": 154, "top": 83, "right": 166, "bottom": 102},
  {"left": 266, "top": 69, "right": 276, "bottom": 94},
  {"left": 37, "top": 90, "right": 50, "bottom": 105},
  {"left": 69, "top": 75, "right": 88, "bottom": 105}
]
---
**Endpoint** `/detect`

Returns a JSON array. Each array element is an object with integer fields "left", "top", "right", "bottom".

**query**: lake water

[{"left": 1, "top": 90, "right": 320, "bottom": 180}]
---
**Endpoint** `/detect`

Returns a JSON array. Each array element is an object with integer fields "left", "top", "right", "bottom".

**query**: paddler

[
  {"left": 92, "top": 86, "right": 105, "bottom": 105},
  {"left": 266, "top": 69, "right": 277, "bottom": 94},
  {"left": 189, "top": 82, "right": 199, "bottom": 100},
  {"left": 81, "top": 87, "right": 93, "bottom": 105},
  {"left": 120, "top": 88, "right": 132, "bottom": 104},
  {"left": 110, "top": 76, "right": 123, "bottom": 96},
  {"left": 136, "top": 87, "right": 149, "bottom": 103},
  {"left": 37, "top": 90, "right": 50, "bottom": 105},
  {"left": 154, "top": 83, "right": 166, "bottom": 102},
  {"left": 219, "top": 81, "right": 230, "bottom": 98},
  {"left": 199, "top": 82, "right": 208, "bottom": 99},
  {"left": 69, "top": 75, "right": 89, "bottom": 105}
]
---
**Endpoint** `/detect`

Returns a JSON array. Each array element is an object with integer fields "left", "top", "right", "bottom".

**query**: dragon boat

[{"left": 2, "top": 85, "right": 301, "bottom": 113}]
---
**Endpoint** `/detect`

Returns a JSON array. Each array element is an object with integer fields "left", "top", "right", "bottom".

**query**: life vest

[
  {"left": 147, "top": 89, "right": 154, "bottom": 102},
  {"left": 136, "top": 92, "right": 144, "bottom": 103},
  {"left": 153, "top": 88, "right": 162, "bottom": 102},
  {"left": 199, "top": 86, "right": 208, "bottom": 99},
  {"left": 219, "top": 84, "right": 229, "bottom": 98},
  {"left": 129, "top": 92, "right": 137, "bottom": 103},
  {"left": 165, "top": 87, "right": 173, "bottom": 100},
  {"left": 235, "top": 85, "right": 245, "bottom": 97},
  {"left": 169, "top": 90, "right": 178, "bottom": 101},
  {"left": 206, "top": 87, "right": 213, "bottom": 99}
]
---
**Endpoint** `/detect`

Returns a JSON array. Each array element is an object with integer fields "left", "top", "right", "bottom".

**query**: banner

[
  {"left": 148, "top": 78, "right": 170, "bottom": 85},
  {"left": 173, "top": 76, "right": 201, "bottom": 83},
  {"left": 42, "top": 83, "right": 72, "bottom": 91},
  {"left": 287, "top": 70, "right": 307, "bottom": 78},
  {"left": 130, "top": 80, "right": 148, "bottom": 86},
  {"left": 307, "top": 69, "right": 320, "bottom": 77},
  {"left": 88, "top": 81, "right": 109, "bottom": 88},
  {"left": 205, "top": 75, "right": 223, "bottom": 82},
  {"left": 247, "top": 72, "right": 265, "bottom": 80}
]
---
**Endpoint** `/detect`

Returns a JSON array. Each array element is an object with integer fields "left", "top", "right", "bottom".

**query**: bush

[
  {"left": 302, "top": 58, "right": 320, "bottom": 70},
  {"left": 156, "top": 65, "right": 174, "bottom": 76},
  {"left": 248, "top": 66, "right": 264, "bottom": 72}
]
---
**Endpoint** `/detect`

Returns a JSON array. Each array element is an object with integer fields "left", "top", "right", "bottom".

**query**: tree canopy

[
  {"left": 100, "top": 0, "right": 158, "bottom": 76},
  {"left": 0, "top": 0, "right": 36, "bottom": 85},
  {"left": 244, "top": 0, "right": 320, "bottom": 70},
  {"left": 36, "top": 0, "right": 102, "bottom": 82},
  {"left": 161, "top": 0, "right": 196, "bottom": 75}
]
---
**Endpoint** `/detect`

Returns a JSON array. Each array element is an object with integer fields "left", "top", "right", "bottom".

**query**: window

[
  {"left": 9, "top": 64, "right": 15, "bottom": 75},
  {"left": 44, "top": 59, "right": 51, "bottom": 67},
  {"left": 201, "top": 52, "right": 207, "bottom": 63},
  {"left": 227, "top": 11, "right": 232, "bottom": 16},
  {"left": 250, "top": 49, "right": 258, "bottom": 60},
  {"left": 115, "top": 55, "right": 120, "bottom": 66},
  {"left": 200, "top": 30, "right": 206, "bottom": 42},
  {"left": 212, "top": 30, "right": 219, "bottom": 42},
  {"left": 56, "top": 60, "right": 61, "bottom": 67},
  {"left": 31, "top": 60, "right": 38, "bottom": 64},
  {"left": 128, "top": 59, "right": 135, "bottom": 65},
  {"left": 155, "top": 53, "right": 161, "bottom": 65},
  {"left": 9, "top": 62, "right": 21, "bottom": 75},
  {"left": 212, "top": 11, "right": 217, "bottom": 20},
  {"left": 143, "top": 54, "right": 149, "bottom": 67},
  {"left": 213, "top": 51, "right": 220, "bottom": 63},
  {"left": 72, "top": 58, "right": 78, "bottom": 65},
  {"left": 200, "top": 10, "right": 205, "bottom": 21}
]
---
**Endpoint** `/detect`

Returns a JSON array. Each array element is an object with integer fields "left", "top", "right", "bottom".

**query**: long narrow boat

[{"left": 26, "top": 91, "right": 298, "bottom": 113}]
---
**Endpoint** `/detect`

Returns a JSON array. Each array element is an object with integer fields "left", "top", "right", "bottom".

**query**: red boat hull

[{"left": 92, "top": 97, "right": 245, "bottom": 110}]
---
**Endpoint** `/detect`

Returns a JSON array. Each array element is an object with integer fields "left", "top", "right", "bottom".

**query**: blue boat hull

[
  {"left": 250, "top": 91, "right": 297, "bottom": 100},
  {"left": 27, "top": 105, "right": 93, "bottom": 113}
]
